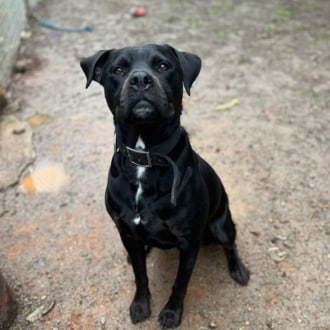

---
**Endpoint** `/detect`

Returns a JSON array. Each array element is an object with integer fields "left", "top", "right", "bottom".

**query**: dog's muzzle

[{"left": 118, "top": 70, "right": 169, "bottom": 123}]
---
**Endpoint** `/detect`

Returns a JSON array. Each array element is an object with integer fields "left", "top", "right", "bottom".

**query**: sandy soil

[{"left": 1, "top": 0, "right": 329, "bottom": 329}]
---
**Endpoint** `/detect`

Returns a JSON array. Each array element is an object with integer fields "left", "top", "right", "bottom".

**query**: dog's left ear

[
  {"left": 80, "top": 49, "right": 113, "bottom": 88},
  {"left": 168, "top": 46, "right": 202, "bottom": 95}
]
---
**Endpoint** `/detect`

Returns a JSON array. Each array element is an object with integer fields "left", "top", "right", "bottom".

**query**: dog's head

[{"left": 80, "top": 44, "right": 201, "bottom": 125}]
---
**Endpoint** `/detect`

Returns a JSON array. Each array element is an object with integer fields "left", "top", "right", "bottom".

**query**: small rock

[
  {"left": 5, "top": 99, "right": 23, "bottom": 114},
  {"left": 13, "top": 56, "right": 41, "bottom": 74},
  {"left": 13, "top": 126, "right": 26, "bottom": 135},
  {"left": 268, "top": 246, "right": 289, "bottom": 262},
  {"left": 20, "top": 30, "right": 32, "bottom": 40},
  {"left": 266, "top": 318, "right": 275, "bottom": 329},
  {"left": 208, "top": 322, "right": 217, "bottom": 329},
  {"left": 100, "top": 316, "right": 106, "bottom": 325}
]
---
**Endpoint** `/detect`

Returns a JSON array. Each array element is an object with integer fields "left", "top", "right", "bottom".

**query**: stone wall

[{"left": 0, "top": 0, "right": 41, "bottom": 87}]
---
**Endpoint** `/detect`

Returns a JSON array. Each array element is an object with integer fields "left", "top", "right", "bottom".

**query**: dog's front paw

[
  {"left": 158, "top": 307, "right": 182, "bottom": 329},
  {"left": 130, "top": 298, "right": 151, "bottom": 324}
]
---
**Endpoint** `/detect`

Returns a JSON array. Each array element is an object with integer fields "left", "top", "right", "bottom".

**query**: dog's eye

[
  {"left": 158, "top": 63, "right": 169, "bottom": 72},
  {"left": 113, "top": 67, "right": 124, "bottom": 75}
]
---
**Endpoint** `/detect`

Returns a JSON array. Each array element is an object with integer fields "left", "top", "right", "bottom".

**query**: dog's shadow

[{"left": 146, "top": 244, "right": 233, "bottom": 312}]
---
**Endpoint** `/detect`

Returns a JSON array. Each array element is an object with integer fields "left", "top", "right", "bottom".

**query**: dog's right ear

[
  {"left": 166, "top": 45, "right": 202, "bottom": 96},
  {"left": 80, "top": 50, "right": 112, "bottom": 88}
]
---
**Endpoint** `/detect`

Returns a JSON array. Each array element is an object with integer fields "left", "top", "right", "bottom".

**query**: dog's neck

[
  {"left": 114, "top": 118, "right": 183, "bottom": 206},
  {"left": 115, "top": 119, "right": 181, "bottom": 149}
]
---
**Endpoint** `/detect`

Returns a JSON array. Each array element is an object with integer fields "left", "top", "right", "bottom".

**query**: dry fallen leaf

[
  {"left": 21, "top": 161, "right": 70, "bottom": 193},
  {"left": 215, "top": 98, "right": 239, "bottom": 111},
  {"left": 27, "top": 113, "right": 53, "bottom": 126},
  {"left": 26, "top": 299, "right": 55, "bottom": 323}
]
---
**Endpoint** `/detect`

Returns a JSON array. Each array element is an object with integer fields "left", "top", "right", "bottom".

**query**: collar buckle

[{"left": 126, "top": 146, "right": 152, "bottom": 168}]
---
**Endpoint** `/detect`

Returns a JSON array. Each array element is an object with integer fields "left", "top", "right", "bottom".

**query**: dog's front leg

[
  {"left": 119, "top": 233, "right": 151, "bottom": 324},
  {"left": 159, "top": 245, "right": 199, "bottom": 328}
]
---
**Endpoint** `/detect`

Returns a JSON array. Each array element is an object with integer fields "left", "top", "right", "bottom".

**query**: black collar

[{"left": 115, "top": 127, "right": 182, "bottom": 206}]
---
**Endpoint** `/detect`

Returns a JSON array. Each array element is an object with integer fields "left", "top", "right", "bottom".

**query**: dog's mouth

[
  {"left": 116, "top": 84, "right": 173, "bottom": 124},
  {"left": 130, "top": 99, "right": 159, "bottom": 123}
]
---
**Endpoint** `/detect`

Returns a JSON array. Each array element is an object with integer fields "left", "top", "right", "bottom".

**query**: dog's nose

[{"left": 129, "top": 71, "right": 153, "bottom": 90}]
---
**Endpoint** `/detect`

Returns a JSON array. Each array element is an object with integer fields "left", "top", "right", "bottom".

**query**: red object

[{"left": 132, "top": 7, "right": 146, "bottom": 17}]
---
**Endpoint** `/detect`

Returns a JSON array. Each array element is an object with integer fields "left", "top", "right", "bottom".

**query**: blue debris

[{"left": 38, "top": 20, "right": 92, "bottom": 32}]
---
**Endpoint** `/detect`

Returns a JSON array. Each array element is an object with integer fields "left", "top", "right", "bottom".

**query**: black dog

[{"left": 80, "top": 44, "right": 249, "bottom": 328}]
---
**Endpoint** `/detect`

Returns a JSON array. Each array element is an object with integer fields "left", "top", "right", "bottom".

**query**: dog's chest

[
  {"left": 131, "top": 137, "right": 163, "bottom": 219},
  {"left": 126, "top": 138, "right": 178, "bottom": 244},
  {"left": 107, "top": 135, "right": 189, "bottom": 247}
]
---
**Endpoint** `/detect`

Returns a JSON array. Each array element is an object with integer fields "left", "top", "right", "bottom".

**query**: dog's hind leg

[{"left": 208, "top": 202, "right": 250, "bottom": 285}]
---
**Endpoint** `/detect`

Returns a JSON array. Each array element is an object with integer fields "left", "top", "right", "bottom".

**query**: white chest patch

[
  {"left": 133, "top": 214, "right": 141, "bottom": 225},
  {"left": 133, "top": 136, "right": 146, "bottom": 223},
  {"left": 135, "top": 135, "right": 146, "bottom": 180},
  {"left": 135, "top": 182, "right": 143, "bottom": 204},
  {"left": 135, "top": 136, "right": 145, "bottom": 149},
  {"left": 136, "top": 166, "right": 145, "bottom": 179}
]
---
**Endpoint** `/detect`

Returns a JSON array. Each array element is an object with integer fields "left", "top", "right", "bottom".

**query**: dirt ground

[{"left": 1, "top": 0, "right": 329, "bottom": 329}]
